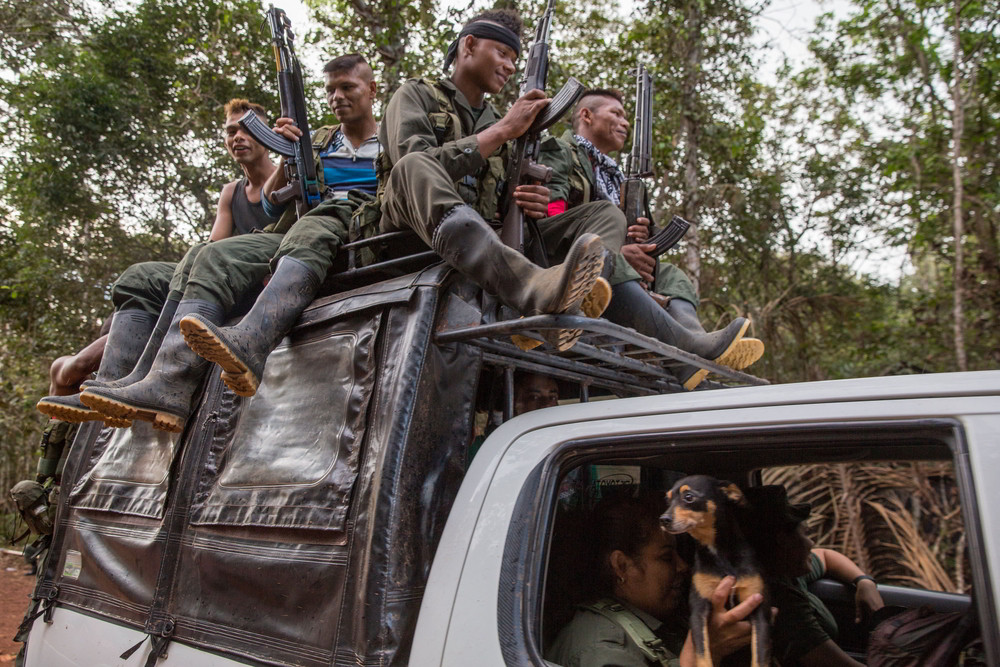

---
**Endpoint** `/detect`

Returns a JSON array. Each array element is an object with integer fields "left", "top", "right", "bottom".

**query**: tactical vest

[
  {"left": 372, "top": 81, "right": 505, "bottom": 217},
  {"left": 566, "top": 141, "right": 594, "bottom": 208},
  {"left": 583, "top": 599, "right": 675, "bottom": 666},
  {"left": 263, "top": 124, "right": 342, "bottom": 235}
]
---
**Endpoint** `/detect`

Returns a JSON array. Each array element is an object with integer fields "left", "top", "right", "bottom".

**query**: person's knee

[
  {"left": 590, "top": 201, "right": 628, "bottom": 248},
  {"left": 112, "top": 262, "right": 156, "bottom": 293},
  {"left": 112, "top": 262, "right": 168, "bottom": 311},
  {"left": 393, "top": 151, "right": 436, "bottom": 176}
]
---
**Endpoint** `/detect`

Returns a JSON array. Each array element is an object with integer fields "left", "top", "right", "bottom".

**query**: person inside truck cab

[
  {"left": 547, "top": 493, "right": 762, "bottom": 667},
  {"left": 80, "top": 58, "right": 380, "bottom": 432},
  {"left": 742, "top": 485, "right": 884, "bottom": 667},
  {"left": 469, "top": 372, "right": 562, "bottom": 464},
  {"left": 537, "top": 89, "right": 762, "bottom": 390}
]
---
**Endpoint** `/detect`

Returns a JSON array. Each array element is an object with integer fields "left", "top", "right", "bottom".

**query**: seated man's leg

[
  {"left": 653, "top": 263, "right": 698, "bottom": 306},
  {"left": 86, "top": 241, "right": 218, "bottom": 393},
  {"left": 538, "top": 200, "right": 627, "bottom": 268},
  {"left": 35, "top": 260, "right": 177, "bottom": 424},
  {"left": 182, "top": 200, "right": 353, "bottom": 397},
  {"left": 380, "top": 152, "right": 606, "bottom": 350},
  {"left": 112, "top": 260, "right": 176, "bottom": 315},
  {"left": 653, "top": 263, "right": 763, "bottom": 371},
  {"left": 82, "top": 234, "right": 281, "bottom": 432},
  {"left": 539, "top": 204, "right": 754, "bottom": 386}
]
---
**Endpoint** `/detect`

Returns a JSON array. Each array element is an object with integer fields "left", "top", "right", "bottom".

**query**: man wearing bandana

[
  {"left": 374, "top": 8, "right": 618, "bottom": 351},
  {"left": 539, "top": 89, "right": 764, "bottom": 389}
]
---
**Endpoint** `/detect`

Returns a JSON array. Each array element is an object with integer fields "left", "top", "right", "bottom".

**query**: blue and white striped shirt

[
  {"left": 318, "top": 128, "right": 380, "bottom": 199},
  {"left": 262, "top": 125, "right": 380, "bottom": 218}
]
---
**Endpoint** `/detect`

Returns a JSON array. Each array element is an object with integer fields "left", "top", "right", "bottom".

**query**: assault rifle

[
  {"left": 620, "top": 63, "right": 690, "bottom": 258},
  {"left": 239, "top": 6, "right": 321, "bottom": 218},
  {"left": 621, "top": 63, "right": 653, "bottom": 233},
  {"left": 499, "top": 0, "right": 585, "bottom": 253}
]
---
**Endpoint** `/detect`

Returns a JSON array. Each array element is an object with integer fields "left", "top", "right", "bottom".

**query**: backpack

[{"left": 867, "top": 606, "right": 981, "bottom": 666}]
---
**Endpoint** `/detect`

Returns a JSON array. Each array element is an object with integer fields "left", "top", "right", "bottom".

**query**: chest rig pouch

[{"left": 420, "top": 79, "right": 505, "bottom": 221}]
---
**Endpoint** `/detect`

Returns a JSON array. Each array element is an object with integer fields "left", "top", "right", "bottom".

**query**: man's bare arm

[{"left": 209, "top": 181, "right": 238, "bottom": 241}]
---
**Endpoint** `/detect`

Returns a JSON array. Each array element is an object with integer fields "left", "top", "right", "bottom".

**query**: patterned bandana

[{"left": 574, "top": 134, "right": 624, "bottom": 204}]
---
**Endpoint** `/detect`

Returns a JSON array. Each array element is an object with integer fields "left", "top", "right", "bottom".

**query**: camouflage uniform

[
  {"left": 538, "top": 130, "right": 698, "bottom": 305},
  {"left": 373, "top": 78, "right": 627, "bottom": 261},
  {"left": 547, "top": 598, "right": 686, "bottom": 667}
]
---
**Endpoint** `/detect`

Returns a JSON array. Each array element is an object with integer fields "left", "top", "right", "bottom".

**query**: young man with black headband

[{"left": 373, "top": 9, "right": 628, "bottom": 350}]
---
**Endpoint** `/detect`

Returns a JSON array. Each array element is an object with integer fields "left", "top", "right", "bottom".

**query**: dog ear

[{"left": 719, "top": 481, "right": 746, "bottom": 505}]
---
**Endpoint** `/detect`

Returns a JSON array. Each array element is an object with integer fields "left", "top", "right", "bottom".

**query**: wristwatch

[{"left": 852, "top": 574, "right": 876, "bottom": 587}]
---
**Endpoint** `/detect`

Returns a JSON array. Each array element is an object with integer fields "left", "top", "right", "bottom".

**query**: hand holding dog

[{"left": 679, "top": 575, "right": 765, "bottom": 667}]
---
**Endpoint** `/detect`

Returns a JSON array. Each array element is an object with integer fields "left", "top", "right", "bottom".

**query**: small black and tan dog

[{"left": 660, "top": 475, "right": 771, "bottom": 667}]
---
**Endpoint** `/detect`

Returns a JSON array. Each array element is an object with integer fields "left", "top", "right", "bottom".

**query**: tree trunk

[
  {"left": 680, "top": 0, "right": 703, "bottom": 295},
  {"left": 950, "top": 1, "right": 967, "bottom": 371}
]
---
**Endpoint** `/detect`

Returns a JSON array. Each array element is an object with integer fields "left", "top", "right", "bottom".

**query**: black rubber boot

[
  {"left": 666, "top": 297, "right": 764, "bottom": 371},
  {"left": 36, "top": 309, "right": 158, "bottom": 426},
  {"left": 604, "top": 280, "right": 749, "bottom": 390},
  {"left": 433, "top": 205, "right": 605, "bottom": 351},
  {"left": 180, "top": 256, "right": 321, "bottom": 397},
  {"left": 82, "top": 296, "right": 181, "bottom": 392},
  {"left": 80, "top": 300, "right": 225, "bottom": 433}
]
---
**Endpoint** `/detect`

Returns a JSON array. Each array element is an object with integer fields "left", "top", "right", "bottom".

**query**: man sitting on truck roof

[
  {"left": 538, "top": 89, "right": 762, "bottom": 390},
  {"left": 362, "top": 8, "right": 621, "bottom": 352},
  {"left": 81, "top": 57, "right": 380, "bottom": 432},
  {"left": 37, "top": 98, "right": 278, "bottom": 426}
]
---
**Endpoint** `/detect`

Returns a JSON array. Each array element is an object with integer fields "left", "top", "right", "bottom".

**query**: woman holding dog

[{"left": 547, "top": 493, "right": 763, "bottom": 667}]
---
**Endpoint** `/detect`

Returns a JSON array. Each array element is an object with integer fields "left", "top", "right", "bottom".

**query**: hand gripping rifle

[
  {"left": 620, "top": 63, "right": 689, "bottom": 258},
  {"left": 239, "top": 6, "right": 321, "bottom": 218},
  {"left": 499, "top": 0, "right": 585, "bottom": 253}
]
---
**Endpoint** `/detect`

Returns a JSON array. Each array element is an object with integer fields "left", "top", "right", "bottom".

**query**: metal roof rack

[{"left": 436, "top": 313, "right": 768, "bottom": 401}]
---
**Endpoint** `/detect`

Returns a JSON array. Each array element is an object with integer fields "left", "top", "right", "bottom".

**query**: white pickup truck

[{"left": 20, "top": 263, "right": 999, "bottom": 666}]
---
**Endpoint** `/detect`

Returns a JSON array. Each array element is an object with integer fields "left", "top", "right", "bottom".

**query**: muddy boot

[
  {"left": 36, "top": 309, "right": 158, "bottom": 426},
  {"left": 180, "top": 257, "right": 321, "bottom": 398},
  {"left": 81, "top": 296, "right": 181, "bottom": 392},
  {"left": 510, "top": 246, "right": 614, "bottom": 351},
  {"left": 80, "top": 300, "right": 225, "bottom": 433},
  {"left": 666, "top": 297, "right": 764, "bottom": 371},
  {"left": 433, "top": 205, "right": 605, "bottom": 351},
  {"left": 604, "top": 280, "right": 749, "bottom": 390}
]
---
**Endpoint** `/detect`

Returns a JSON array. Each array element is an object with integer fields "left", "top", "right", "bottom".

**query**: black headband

[{"left": 442, "top": 21, "right": 521, "bottom": 72}]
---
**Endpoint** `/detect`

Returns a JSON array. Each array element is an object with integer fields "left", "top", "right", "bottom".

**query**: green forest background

[{"left": 1, "top": 0, "right": 998, "bottom": 516}]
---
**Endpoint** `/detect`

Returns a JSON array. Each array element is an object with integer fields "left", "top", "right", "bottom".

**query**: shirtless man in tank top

[{"left": 210, "top": 98, "right": 279, "bottom": 239}]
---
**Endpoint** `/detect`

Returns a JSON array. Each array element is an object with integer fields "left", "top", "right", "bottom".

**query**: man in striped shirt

[{"left": 262, "top": 53, "right": 380, "bottom": 210}]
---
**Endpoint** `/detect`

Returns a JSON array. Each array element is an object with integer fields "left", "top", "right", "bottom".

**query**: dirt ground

[{"left": 0, "top": 549, "right": 36, "bottom": 666}]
